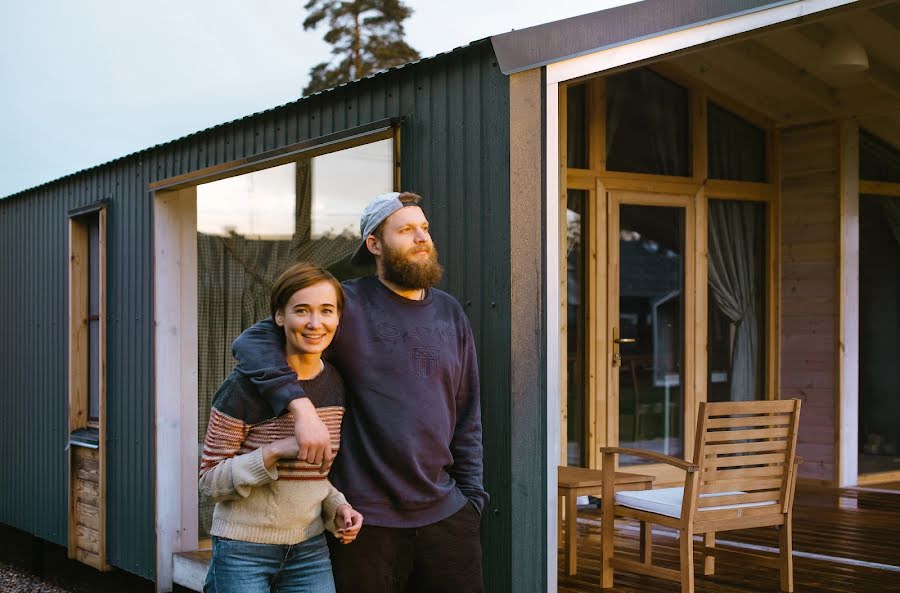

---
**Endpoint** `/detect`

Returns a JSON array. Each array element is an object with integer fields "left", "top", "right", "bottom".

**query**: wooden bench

[{"left": 558, "top": 465, "right": 655, "bottom": 575}]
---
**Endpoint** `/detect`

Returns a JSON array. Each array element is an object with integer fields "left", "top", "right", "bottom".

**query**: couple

[{"left": 198, "top": 191, "right": 488, "bottom": 593}]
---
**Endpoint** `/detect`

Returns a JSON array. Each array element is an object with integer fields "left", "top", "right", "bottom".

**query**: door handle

[{"left": 612, "top": 327, "right": 636, "bottom": 366}]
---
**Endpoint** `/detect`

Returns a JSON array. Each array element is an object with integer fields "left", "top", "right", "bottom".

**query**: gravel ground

[{"left": 0, "top": 562, "right": 69, "bottom": 593}]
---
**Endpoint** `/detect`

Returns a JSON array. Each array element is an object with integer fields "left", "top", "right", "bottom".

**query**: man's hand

[
  {"left": 287, "top": 398, "right": 334, "bottom": 473},
  {"left": 333, "top": 504, "right": 363, "bottom": 544}
]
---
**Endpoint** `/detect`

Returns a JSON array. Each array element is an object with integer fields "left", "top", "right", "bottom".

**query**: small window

[
  {"left": 87, "top": 218, "right": 101, "bottom": 426},
  {"left": 606, "top": 68, "right": 690, "bottom": 177},
  {"left": 69, "top": 209, "right": 105, "bottom": 432},
  {"left": 860, "top": 130, "right": 900, "bottom": 183},
  {"left": 566, "top": 189, "right": 588, "bottom": 466},
  {"left": 708, "top": 102, "right": 767, "bottom": 182}
]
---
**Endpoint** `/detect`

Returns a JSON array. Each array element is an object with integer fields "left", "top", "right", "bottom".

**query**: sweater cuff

[
  {"left": 231, "top": 448, "right": 278, "bottom": 498},
  {"left": 322, "top": 490, "right": 349, "bottom": 536}
]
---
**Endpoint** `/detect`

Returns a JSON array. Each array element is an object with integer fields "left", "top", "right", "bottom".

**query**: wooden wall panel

[
  {"left": 72, "top": 447, "right": 104, "bottom": 570},
  {"left": 779, "top": 122, "right": 839, "bottom": 483}
]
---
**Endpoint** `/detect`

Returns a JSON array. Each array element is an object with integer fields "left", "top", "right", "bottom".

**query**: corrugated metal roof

[
  {"left": 2, "top": 38, "right": 489, "bottom": 201},
  {"left": 490, "top": 0, "right": 797, "bottom": 74}
]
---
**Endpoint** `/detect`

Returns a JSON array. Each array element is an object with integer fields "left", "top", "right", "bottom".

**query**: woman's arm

[{"left": 198, "top": 408, "right": 279, "bottom": 503}]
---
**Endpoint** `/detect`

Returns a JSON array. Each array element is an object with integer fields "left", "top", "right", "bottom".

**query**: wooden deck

[{"left": 558, "top": 484, "right": 900, "bottom": 593}]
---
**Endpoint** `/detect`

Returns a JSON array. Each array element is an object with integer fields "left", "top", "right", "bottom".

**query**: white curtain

[{"left": 708, "top": 200, "right": 759, "bottom": 401}]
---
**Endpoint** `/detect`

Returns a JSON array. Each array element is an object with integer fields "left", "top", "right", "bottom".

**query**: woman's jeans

[{"left": 204, "top": 533, "right": 336, "bottom": 593}]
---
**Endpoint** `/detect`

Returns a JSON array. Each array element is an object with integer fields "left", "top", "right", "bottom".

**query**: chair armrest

[{"left": 599, "top": 447, "right": 699, "bottom": 473}]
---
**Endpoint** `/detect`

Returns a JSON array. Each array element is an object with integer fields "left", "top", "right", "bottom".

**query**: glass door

[
  {"left": 607, "top": 192, "right": 696, "bottom": 481},
  {"left": 858, "top": 195, "right": 900, "bottom": 477}
]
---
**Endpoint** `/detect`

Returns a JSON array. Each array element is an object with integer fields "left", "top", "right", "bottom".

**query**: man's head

[{"left": 350, "top": 191, "right": 443, "bottom": 290}]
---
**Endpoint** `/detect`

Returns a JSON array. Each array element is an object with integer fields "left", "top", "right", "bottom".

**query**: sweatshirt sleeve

[
  {"left": 320, "top": 481, "right": 350, "bottom": 536},
  {"left": 232, "top": 317, "right": 307, "bottom": 415},
  {"left": 198, "top": 409, "right": 278, "bottom": 503},
  {"left": 448, "top": 316, "right": 490, "bottom": 515}
]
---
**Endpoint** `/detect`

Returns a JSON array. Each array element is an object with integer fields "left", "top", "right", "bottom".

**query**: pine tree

[{"left": 302, "top": 0, "right": 420, "bottom": 95}]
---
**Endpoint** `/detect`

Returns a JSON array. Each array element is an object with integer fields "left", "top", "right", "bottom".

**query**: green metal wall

[{"left": 1, "top": 39, "right": 529, "bottom": 590}]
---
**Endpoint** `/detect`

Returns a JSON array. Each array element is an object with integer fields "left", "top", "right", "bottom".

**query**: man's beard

[{"left": 381, "top": 241, "right": 444, "bottom": 290}]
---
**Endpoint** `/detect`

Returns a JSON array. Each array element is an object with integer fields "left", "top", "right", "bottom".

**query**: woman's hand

[
  {"left": 333, "top": 504, "right": 363, "bottom": 544},
  {"left": 261, "top": 437, "right": 301, "bottom": 469}
]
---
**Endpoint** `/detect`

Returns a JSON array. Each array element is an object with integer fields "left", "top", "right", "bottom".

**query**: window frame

[
  {"left": 153, "top": 120, "right": 401, "bottom": 591},
  {"left": 67, "top": 201, "right": 108, "bottom": 570}
]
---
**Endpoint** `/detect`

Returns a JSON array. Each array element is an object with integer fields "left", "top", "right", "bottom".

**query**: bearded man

[{"left": 231, "top": 192, "right": 488, "bottom": 593}]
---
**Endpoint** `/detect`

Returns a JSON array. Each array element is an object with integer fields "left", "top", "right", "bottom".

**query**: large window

[
  {"left": 708, "top": 102, "right": 767, "bottom": 182},
  {"left": 195, "top": 137, "right": 395, "bottom": 538},
  {"left": 707, "top": 199, "right": 767, "bottom": 402},
  {"left": 606, "top": 68, "right": 690, "bottom": 177},
  {"left": 858, "top": 129, "right": 900, "bottom": 476},
  {"left": 566, "top": 190, "right": 588, "bottom": 466}
]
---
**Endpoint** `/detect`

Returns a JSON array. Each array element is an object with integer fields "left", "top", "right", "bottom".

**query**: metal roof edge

[
  {"left": 1, "top": 38, "right": 491, "bottom": 202},
  {"left": 490, "top": 0, "right": 799, "bottom": 75}
]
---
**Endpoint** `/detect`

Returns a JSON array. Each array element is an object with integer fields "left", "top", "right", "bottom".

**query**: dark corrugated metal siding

[
  {"left": 0, "top": 40, "right": 516, "bottom": 589},
  {"left": 0, "top": 192, "right": 70, "bottom": 546}
]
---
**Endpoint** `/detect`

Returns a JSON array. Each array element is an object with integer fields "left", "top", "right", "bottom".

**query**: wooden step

[{"left": 173, "top": 549, "right": 211, "bottom": 592}]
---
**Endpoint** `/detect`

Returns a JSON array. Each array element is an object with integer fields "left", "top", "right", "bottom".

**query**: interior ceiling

[{"left": 664, "top": 1, "right": 900, "bottom": 148}]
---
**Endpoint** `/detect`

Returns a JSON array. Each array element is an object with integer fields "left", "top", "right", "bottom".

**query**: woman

[{"left": 199, "top": 262, "right": 363, "bottom": 593}]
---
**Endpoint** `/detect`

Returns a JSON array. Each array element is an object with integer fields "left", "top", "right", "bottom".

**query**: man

[{"left": 232, "top": 191, "right": 488, "bottom": 593}]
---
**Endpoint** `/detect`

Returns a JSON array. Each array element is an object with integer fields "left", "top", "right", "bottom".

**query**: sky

[{"left": 0, "top": 0, "right": 637, "bottom": 198}]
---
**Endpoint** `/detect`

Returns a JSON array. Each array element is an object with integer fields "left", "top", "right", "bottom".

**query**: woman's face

[{"left": 274, "top": 281, "right": 340, "bottom": 357}]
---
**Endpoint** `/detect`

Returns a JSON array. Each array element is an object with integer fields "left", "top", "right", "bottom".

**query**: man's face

[{"left": 373, "top": 205, "right": 444, "bottom": 290}]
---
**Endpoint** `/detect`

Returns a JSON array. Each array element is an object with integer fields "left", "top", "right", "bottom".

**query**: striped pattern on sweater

[{"left": 200, "top": 406, "right": 344, "bottom": 481}]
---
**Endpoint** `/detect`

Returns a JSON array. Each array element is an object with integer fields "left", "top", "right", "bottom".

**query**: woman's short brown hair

[{"left": 270, "top": 262, "right": 343, "bottom": 320}]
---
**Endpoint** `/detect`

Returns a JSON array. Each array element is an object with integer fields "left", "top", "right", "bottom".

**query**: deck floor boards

[{"left": 558, "top": 485, "right": 900, "bottom": 592}]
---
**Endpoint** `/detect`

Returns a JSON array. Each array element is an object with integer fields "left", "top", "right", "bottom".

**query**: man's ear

[{"left": 366, "top": 235, "right": 381, "bottom": 257}]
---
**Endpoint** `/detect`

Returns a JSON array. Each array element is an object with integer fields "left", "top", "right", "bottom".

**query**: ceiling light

[{"left": 821, "top": 33, "right": 869, "bottom": 73}]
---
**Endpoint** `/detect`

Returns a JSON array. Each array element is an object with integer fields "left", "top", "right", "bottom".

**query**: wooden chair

[{"left": 600, "top": 399, "right": 802, "bottom": 593}]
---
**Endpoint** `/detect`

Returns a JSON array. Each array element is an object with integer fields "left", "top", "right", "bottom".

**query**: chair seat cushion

[{"left": 615, "top": 487, "right": 776, "bottom": 519}]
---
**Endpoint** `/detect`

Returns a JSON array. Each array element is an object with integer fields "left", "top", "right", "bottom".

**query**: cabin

[{"left": 1, "top": 1, "right": 898, "bottom": 591}]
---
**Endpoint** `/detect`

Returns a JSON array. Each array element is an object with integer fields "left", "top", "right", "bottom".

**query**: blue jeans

[{"left": 204, "top": 534, "right": 336, "bottom": 593}]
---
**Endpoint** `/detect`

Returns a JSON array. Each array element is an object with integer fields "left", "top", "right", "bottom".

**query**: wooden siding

[
  {"left": 71, "top": 447, "right": 104, "bottom": 569},
  {"left": 779, "top": 122, "right": 840, "bottom": 483}
]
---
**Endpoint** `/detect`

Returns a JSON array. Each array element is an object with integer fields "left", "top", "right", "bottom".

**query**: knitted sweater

[
  {"left": 233, "top": 276, "right": 487, "bottom": 528},
  {"left": 198, "top": 363, "right": 347, "bottom": 544}
]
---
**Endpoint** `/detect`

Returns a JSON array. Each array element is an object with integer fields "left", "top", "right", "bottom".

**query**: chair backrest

[{"left": 691, "top": 399, "right": 801, "bottom": 517}]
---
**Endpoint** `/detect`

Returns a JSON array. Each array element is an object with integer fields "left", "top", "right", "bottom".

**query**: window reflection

[
  {"left": 567, "top": 190, "right": 587, "bottom": 467},
  {"left": 618, "top": 205, "right": 685, "bottom": 464},
  {"left": 312, "top": 140, "right": 394, "bottom": 238},
  {"left": 195, "top": 137, "right": 394, "bottom": 538}
]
